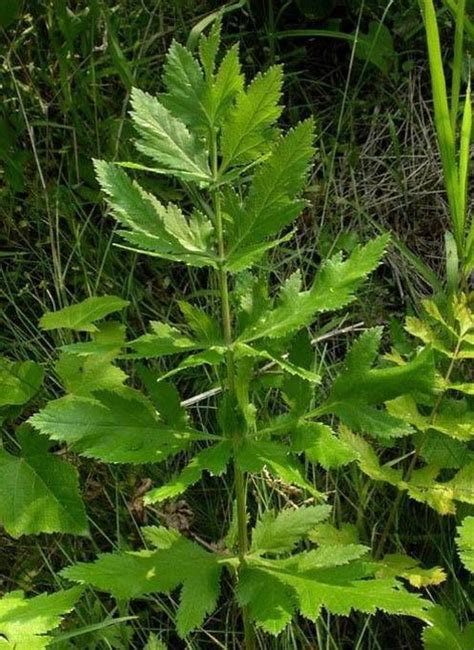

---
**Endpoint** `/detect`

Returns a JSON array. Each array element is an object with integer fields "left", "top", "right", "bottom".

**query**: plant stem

[{"left": 211, "top": 131, "right": 255, "bottom": 650}]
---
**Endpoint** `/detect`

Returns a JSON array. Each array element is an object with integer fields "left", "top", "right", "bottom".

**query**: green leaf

[
  {"left": 331, "top": 402, "right": 413, "bottom": 439},
  {"left": 0, "top": 587, "right": 83, "bottom": 650},
  {"left": 95, "top": 161, "right": 215, "bottom": 266},
  {"left": 308, "top": 522, "right": 359, "bottom": 547},
  {"left": 236, "top": 438, "right": 320, "bottom": 497},
  {"left": 63, "top": 529, "right": 222, "bottom": 638},
  {"left": 339, "top": 428, "right": 457, "bottom": 515},
  {"left": 376, "top": 553, "right": 446, "bottom": 588},
  {"left": 0, "top": 358, "right": 43, "bottom": 408},
  {"left": 144, "top": 441, "right": 232, "bottom": 504},
  {"left": 221, "top": 65, "right": 283, "bottom": 168},
  {"left": 179, "top": 301, "right": 221, "bottom": 343},
  {"left": 251, "top": 505, "right": 331, "bottom": 555},
  {"left": 238, "top": 554, "right": 428, "bottom": 635},
  {"left": 29, "top": 390, "right": 215, "bottom": 464},
  {"left": 388, "top": 395, "right": 474, "bottom": 442},
  {"left": 206, "top": 44, "right": 244, "bottom": 126},
  {"left": 129, "top": 321, "right": 201, "bottom": 358},
  {"left": 456, "top": 516, "right": 474, "bottom": 573},
  {"left": 325, "top": 328, "right": 435, "bottom": 437},
  {"left": 130, "top": 88, "right": 212, "bottom": 184},
  {"left": 328, "top": 329, "right": 436, "bottom": 406},
  {"left": 198, "top": 17, "right": 221, "bottom": 77},
  {"left": 234, "top": 343, "right": 320, "bottom": 384},
  {"left": 160, "top": 41, "right": 207, "bottom": 129},
  {"left": 144, "top": 634, "right": 168, "bottom": 650},
  {"left": 423, "top": 605, "right": 474, "bottom": 650},
  {"left": 226, "top": 119, "right": 314, "bottom": 264},
  {"left": 137, "top": 368, "right": 188, "bottom": 427},
  {"left": 39, "top": 296, "right": 129, "bottom": 332},
  {"left": 55, "top": 352, "right": 127, "bottom": 397},
  {"left": 0, "top": 428, "right": 88, "bottom": 537},
  {"left": 240, "top": 235, "right": 389, "bottom": 342},
  {"left": 236, "top": 567, "right": 295, "bottom": 635},
  {"left": 293, "top": 422, "right": 357, "bottom": 469}
]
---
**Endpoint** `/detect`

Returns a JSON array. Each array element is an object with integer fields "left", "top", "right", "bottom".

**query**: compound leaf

[{"left": 238, "top": 554, "right": 428, "bottom": 635}]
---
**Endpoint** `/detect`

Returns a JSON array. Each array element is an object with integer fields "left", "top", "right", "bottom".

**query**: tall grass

[{"left": 421, "top": 0, "right": 472, "bottom": 283}]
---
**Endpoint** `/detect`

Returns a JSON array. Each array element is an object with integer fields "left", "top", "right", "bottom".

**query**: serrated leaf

[
  {"left": 179, "top": 301, "right": 221, "bottom": 342},
  {"left": 160, "top": 41, "right": 207, "bottom": 129},
  {"left": 137, "top": 368, "right": 188, "bottom": 427},
  {"left": 130, "top": 88, "right": 212, "bottom": 184},
  {"left": 0, "top": 358, "right": 43, "bottom": 408},
  {"left": 376, "top": 554, "right": 446, "bottom": 588},
  {"left": 324, "top": 328, "right": 435, "bottom": 438},
  {"left": 0, "top": 587, "right": 83, "bottom": 650},
  {"left": 328, "top": 329, "right": 436, "bottom": 407},
  {"left": 236, "top": 566, "right": 295, "bottom": 635},
  {"left": 39, "top": 296, "right": 129, "bottom": 332},
  {"left": 332, "top": 402, "right": 413, "bottom": 438},
  {"left": 198, "top": 17, "right": 221, "bottom": 77},
  {"left": 144, "top": 634, "right": 168, "bottom": 650},
  {"left": 423, "top": 605, "right": 474, "bottom": 650},
  {"left": 221, "top": 65, "right": 283, "bottom": 168},
  {"left": 456, "top": 516, "right": 474, "bottom": 573},
  {"left": 234, "top": 342, "right": 320, "bottom": 384},
  {"left": 308, "top": 522, "right": 359, "bottom": 547},
  {"left": 129, "top": 321, "right": 201, "bottom": 358},
  {"left": 55, "top": 352, "right": 127, "bottom": 397},
  {"left": 240, "top": 236, "right": 389, "bottom": 342},
  {"left": 388, "top": 395, "right": 474, "bottom": 442},
  {"left": 226, "top": 119, "right": 314, "bottom": 264},
  {"left": 340, "top": 428, "right": 457, "bottom": 515},
  {"left": 236, "top": 438, "right": 320, "bottom": 497},
  {"left": 251, "top": 505, "right": 331, "bottom": 555},
  {"left": 29, "top": 390, "right": 216, "bottom": 464},
  {"left": 63, "top": 531, "right": 222, "bottom": 638},
  {"left": 293, "top": 422, "right": 357, "bottom": 469},
  {"left": 0, "top": 428, "right": 88, "bottom": 537},
  {"left": 238, "top": 554, "right": 428, "bottom": 635},
  {"left": 206, "top": 44, "right": 244, "bottom": 126},
  {"left": 95, "top": 161, "right": 215, "bottom": 266},
  {"left": 144, "top": 441, "right": 232, "bottom": 504}
]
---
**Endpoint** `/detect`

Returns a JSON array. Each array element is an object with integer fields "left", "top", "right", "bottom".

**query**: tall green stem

[{"left": 211, "top": 131, "right": 255, "bottom": 650}]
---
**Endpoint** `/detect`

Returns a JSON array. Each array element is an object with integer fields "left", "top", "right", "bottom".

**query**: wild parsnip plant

[{"left": 0, "top": 16, "right": 463, "bottom": 649}]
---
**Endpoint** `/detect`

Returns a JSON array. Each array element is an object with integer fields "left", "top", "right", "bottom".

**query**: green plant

[
  {"left": 420, "top": 0, "right": 473, "bottom": 286},
  {"left": 0, "top": 17, "right": 454, "bottom": 649}
]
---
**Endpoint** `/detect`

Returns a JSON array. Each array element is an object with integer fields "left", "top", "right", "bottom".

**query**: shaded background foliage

[{"left": 1, "top": 1, "right": 473, "bottom": 648}]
